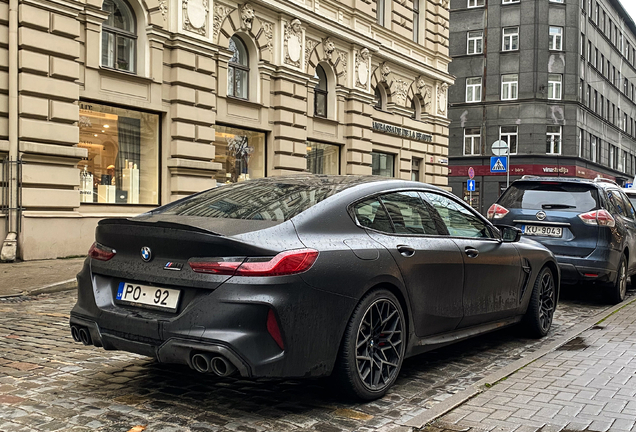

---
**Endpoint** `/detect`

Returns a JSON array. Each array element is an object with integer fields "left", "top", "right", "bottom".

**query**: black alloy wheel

[
  {"left": 523, "top": 266, "right": 556, "bottom": 338},
  {"left": 334, "top": 289, "right": 406, "bottom": 400},
  {"left": 606, "top": 255, "right": 628, "bottom": 305}
]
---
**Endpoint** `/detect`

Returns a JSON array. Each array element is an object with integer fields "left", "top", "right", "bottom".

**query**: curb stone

[
  {"left": 400, "top": 297, "right": 636, "bottom": 430},
  {"left": 26, "top": 278, "right": 77, "bottom": 296}
]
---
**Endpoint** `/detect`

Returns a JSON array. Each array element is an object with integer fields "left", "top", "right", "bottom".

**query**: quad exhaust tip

[
  {"left": 71, "top": 325, "right": 92, "bottom": 346},
  {"left": 71, "top": 326, "right": 81, "bottom": 343},
  {"left": 191, "top": 352, "right": 237, "bottom": 377}
]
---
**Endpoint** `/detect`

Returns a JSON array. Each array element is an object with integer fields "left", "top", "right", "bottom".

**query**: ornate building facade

[{"left": 0, "top": 0, "right": 452, "bottom": 260}]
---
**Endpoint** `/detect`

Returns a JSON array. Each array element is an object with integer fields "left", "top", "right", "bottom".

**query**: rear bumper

[
  {"left": 70, "top": 260, "right": 357, "bottom": 378},
  {"left": 555, "top": 246, "right": 620, "bottom": 284}
]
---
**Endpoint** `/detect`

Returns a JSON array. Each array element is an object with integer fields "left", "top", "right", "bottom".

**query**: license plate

[
  {"left": 522, "top": 225, "right": 563, "bottom": 238},
  {"left": 116, "top": 282, "right": 180, "bottom": 312}
]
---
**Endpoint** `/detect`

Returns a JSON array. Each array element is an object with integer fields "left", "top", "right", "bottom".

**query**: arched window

[
  {"left": 228, "top": 35, "right": 249, "bottom": 99},
  {"left": 411, "top": 97, "right": 421, "bottom": 120},
  {"left": 101, "top": 0, "right": 136, "bottom": 73},
  {"left": 374, "top": 86, "right": 387, "bottom": 110},
  {"left": 314, "top": 64, "right": 328, "bottom": 117}
]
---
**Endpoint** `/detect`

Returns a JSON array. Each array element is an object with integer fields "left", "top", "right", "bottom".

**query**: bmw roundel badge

[{"left": 141, "top": 246, "right": 152, "bottom": 262}]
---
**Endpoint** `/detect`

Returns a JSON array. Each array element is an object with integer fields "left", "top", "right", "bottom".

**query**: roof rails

[
  {"left": 521, "top": 175, "right": 539, "bottom": 179},
  {"left": 593, "top": 176, "right": 619, "bottom": 187}
]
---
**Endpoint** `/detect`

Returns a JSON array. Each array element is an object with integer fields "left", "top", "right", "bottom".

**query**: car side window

[
  {"left": 619, "top": 191, "right": 636, "bottom": 219},
  {"left": 607, "top": 189, "right": 626, "bottom": 216},
  {"left": 353, "top": 198, "right": 394, "bottom": 233},
  {"left": 421, "top": 192, "right": 492, "bottom": 239},
  {"left": 379, "top": 192, "right": 439, "bottom": 235}
]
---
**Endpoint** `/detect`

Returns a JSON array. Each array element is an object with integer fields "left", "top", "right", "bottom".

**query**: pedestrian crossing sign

[{"left": 490, "top": 156, "right": 508, "bottom": 173}]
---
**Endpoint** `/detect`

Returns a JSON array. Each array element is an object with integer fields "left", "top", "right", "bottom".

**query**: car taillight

[
  {"left": 189, "top": 248, "right": 319, "bottom": 277},
  {"left": 88, "top": 242, "right": 116, "bottom": 261},
  {"left": 267, "top": 309, "right": 284, "bottom": 350},
  {"left": 578, "top": 209, "right": 615, "bottom": 227},
  {"left": 487, "top": 204, "right": 509, "bottom": 220}
]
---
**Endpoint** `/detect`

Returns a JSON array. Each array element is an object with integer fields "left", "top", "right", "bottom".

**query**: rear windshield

[
  {"left": 155, "top": 179, "right": 355, "bottom": 221},
  {"left": 499, "top": 182, "right": 599, "bottom": 212}
]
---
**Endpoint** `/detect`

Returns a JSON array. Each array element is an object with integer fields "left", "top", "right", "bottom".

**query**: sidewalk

[
  {"left": 0, "top": 257, "right": 85, "bottom": 297},
  {"left": 431, "top": 298, "right": 636, "bottom": 432}
]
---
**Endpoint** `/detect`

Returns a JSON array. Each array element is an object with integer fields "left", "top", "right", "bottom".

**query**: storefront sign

[
  {"left": 449, "top": 164, "right": 616, "bottom": 181},
  {"left": 372, "top": 122, "right": 433, "bottom": 142}
]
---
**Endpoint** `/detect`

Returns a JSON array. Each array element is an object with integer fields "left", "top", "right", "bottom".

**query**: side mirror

[{"left": 498, "top": 225, "right": 522, "bottom": 243}]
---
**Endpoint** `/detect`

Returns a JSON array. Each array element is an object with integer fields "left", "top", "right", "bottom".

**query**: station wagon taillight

[
  {"left": 487, "top": 204, "right": 509, "bottom": 220},
  {"left": 88, "top": 242, "right": 116, "bottom": 261},
  {"left": 189, "top": 249, "right": 319, "bottom": 277},
  {"left": 578, "top": 209, "right": 616, "bottom": 227}
]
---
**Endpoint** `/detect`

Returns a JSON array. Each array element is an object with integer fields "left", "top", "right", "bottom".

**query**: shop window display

[
  {"left": 307, "top": 142, "right": 339, "bottom": 174},
  {"left": 78, "top": 102, "right": 159, "bottom": 205},
  {"left": 214, "top": 126, "right": 265, "bottom": 183}
]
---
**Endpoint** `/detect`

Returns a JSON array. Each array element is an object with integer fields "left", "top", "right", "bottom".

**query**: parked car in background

[
  {"left": 70, "top": 176, "right": 559, "bottom": 400},
  {"left": 488, "top": 177, "right": 635, "bottom": 304},
  {"left": 623, "top": 187, "right": 636, "bottom": 209}
]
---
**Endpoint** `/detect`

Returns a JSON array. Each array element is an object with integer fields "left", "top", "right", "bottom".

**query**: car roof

[
  {"left": 511, "top": 176, "right": 619, "bottom": 189},
  {"left": 234, "top": 174, "right": 445, "bottom": 193}
]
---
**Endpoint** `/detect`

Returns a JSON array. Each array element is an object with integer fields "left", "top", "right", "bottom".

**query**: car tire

[
  {"left": 606, "top": 254, "right": 627, "bottom": 305},
  {"left": 522, "top": 266, "right": 556, "bottom": 338},
  {"left": 333, "top": 289, "right": 406, "bottom": 400}
]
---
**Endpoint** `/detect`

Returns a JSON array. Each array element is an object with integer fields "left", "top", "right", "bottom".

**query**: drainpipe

[{"left": 1, "top": 0, "right": 19, "bottom": 261}]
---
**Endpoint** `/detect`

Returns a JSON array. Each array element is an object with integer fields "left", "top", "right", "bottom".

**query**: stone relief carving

[
  {"left": 394, "top": 79, "right": 409, "bottom": 106},
  {"left": 183, "top": 0, "right": 208, "bottom": 36},
  {"left": 305, "top": 38, "right": 318, "bottom": 70},
  {"left": 322, "top": 37, "right": 335, "bottom": 61},
  {"left": 240, "top": 3, "right": 255, "bottom": 31},
  {"left": 337, "top": 50, "right": 347, "bottom": 79},
  {"left": 284, "top": 19, "right": 303, "bottom": 68},
  {"left": 260, "top": 20, "right": 274, "bottom": 55},
  {"left": 438, "top": 83, "right": 448, "bottom": 115},
  {"left": 379, "top": 62, "right": 391, "bottom": 82},
  {"left": 213, "top": 4, "right": 232, "bottom": 42},
  {"left": 159, "top": 0, "right": 167, "bottom": 20},
  {"left": 417, "top": 76, "right": 433, "bottom": 111},
  {"left": 355, "top": 48, "right": 370, "bottom": 90}
]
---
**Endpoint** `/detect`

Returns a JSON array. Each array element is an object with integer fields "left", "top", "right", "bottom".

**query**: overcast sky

[{"left": 623, "top": 1, "right": 636, "bottom": 24}]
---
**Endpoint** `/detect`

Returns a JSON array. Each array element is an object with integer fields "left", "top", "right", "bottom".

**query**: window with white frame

[
  {"left": 468, "top": 0, "right": 485, "bottom": 7},
  {"left": 413, "top": 0, "right": 420, "bottom": 42},
  {"left": 467, "top": 30, "right": 483, "bottom": 55},
  {"left": 466, "top": 77, "right": 482, "bottom": 102},
  {"left": 546, "top": 126, "right": 561, "bottom": 154},
  {"left": 101, "top": 0, "right": 137, "bottom": 73},
  {"left": 550, "top": 0, "right": 564, "bottom": 2},
  {"left": 501, "top": 74, "right": 518, "bottom": 100},
  {"left": 502, "top": 0, "right": 519, "bottom": 3},
  {"left": 376, "top": 0, "right": 385, "bottom": 26},
  {"left": 228, "top": 35, "right": 249, "bottom": 99},
  {"left": 500, "top": 126, "right": 518, "bottom": 154},
  {"left": 464, "top": 128, "right": 481, "bottom": 155},
  {"left": 502, "top": 27, "right": 519, "bottom": 51},
  {"left": 548, "top": 74, "right": 562, "bottom": 100},
  {"left": 549, "top": 27, "right": 563, "bottom": 51}
]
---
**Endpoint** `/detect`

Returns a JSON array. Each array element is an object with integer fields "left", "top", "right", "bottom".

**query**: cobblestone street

[{"left": 0, "top": 288, "right": 633, "bottom": 432}]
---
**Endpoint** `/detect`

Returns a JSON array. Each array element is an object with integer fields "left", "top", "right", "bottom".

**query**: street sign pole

[
  {"left": 492, "top": 140, "right": 510, "bottom": 188},
  {"left": 507, "top": 153, "right": 510, "bottom": 188}
]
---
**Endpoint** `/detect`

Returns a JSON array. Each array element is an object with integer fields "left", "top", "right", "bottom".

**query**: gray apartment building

[{"left": 447, "top": 0, "right": 636, "bottom": 213}]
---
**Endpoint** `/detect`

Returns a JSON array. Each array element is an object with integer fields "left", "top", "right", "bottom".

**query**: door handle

[
  {"left": 397, "top": 245, "right": 416, "bottom": 258},
  {"left": 464, "top": 247, "right": 479, "bottom": 258}
]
